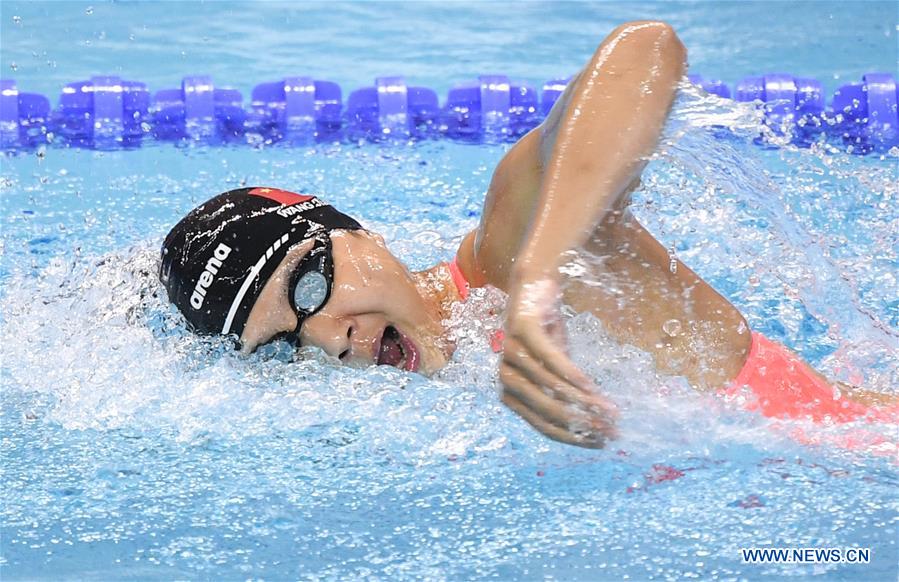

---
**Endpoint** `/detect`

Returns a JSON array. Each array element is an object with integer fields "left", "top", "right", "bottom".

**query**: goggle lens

[
  {"left": 293, "top": 270, "right": 329, "bottom": 313},
  {"left": 284, "top": 237, "right": 335, "bottom": 346}
]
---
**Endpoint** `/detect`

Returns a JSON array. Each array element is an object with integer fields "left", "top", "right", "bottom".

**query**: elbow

[
  {"left": 612, "top": 20, "right": 687, "bottom": 61},
  {"left": 608, "top": 20, "right": 687, "bottom": 76},
  {"left": 653, "top": 21, "right": 687, "bottom": 63}
]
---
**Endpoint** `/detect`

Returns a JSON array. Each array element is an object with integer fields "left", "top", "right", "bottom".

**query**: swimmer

[{"left": 159, "top": 21, "right": 896, "bottom": 448}]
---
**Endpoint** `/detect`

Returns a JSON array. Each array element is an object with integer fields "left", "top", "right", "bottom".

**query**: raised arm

[
  {"left": 521, "top": 21, "right": 685, "bottom": 280},
  {"left": 497, "top": 21, "right": 687, "bottom": 448}
]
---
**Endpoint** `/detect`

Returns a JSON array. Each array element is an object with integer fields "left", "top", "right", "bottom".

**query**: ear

[
  {"left": 363, "top": 230, "right": 387, "bottom": 245},
  {"left": 334, "top": 228, "right": 386, "bottom": 246}
]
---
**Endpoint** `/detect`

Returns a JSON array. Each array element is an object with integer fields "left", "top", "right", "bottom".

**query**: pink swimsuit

[{"left": 723, "top": 333, "right": 890, "bottom": 423}]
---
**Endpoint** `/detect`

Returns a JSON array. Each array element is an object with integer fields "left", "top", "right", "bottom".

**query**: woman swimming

[{"left": 160, "top": 21, "right": 895, "bottom": 448}]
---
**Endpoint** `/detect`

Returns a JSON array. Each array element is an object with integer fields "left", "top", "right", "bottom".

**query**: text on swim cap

[
  {"left": 275, "top": 197, "right": 325, "bottom": 218},
  {"left": 190, "top": 243, "right": 233, "bottom": 309}
]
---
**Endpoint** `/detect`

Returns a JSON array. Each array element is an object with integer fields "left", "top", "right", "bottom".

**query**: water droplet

[
  {"left": 140, "top": 122, "right": 151, "bottom": 133},
  {"left": 128, "top": 34, "right": 135, "bottom": 41},
  {"left": 85, "top": 6, "right": 94, "bottom": 15},
  {"left": 10, "top": 62, "right": 17, "bottom": 71},
  {"left": 12, "top": 15, "right": 22, "bottom": 25},
  {"left": 662, "top": 319, "right": 682, "bottom": 337}
]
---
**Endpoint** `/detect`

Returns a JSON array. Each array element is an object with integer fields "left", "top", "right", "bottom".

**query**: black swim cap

[{"left": 160, "top": 187, "right": 362, "bottom": 338}]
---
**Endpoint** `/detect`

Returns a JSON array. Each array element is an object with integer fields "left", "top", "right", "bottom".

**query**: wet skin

[
  {"left": 240, "top": 21, "right": 722, "bottom": 447},
  {"left": 239, "top": 21, "right": 892, "bottom": 448},
  {"left": 240, "top": 230, "right": 461, "bottom": 376}
]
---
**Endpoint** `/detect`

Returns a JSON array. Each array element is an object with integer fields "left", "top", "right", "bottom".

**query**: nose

[{"left": 299, "top": 312, "right": 364, "bottom": 364}]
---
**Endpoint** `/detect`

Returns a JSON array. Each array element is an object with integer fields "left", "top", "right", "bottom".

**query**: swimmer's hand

[{"left": 500, "top": 274, "right": 619, "bottom": 448}]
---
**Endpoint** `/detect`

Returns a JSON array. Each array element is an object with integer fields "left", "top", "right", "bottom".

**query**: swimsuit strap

[{"left": 447, "top": 257, "right": 470, "bottom": 301}]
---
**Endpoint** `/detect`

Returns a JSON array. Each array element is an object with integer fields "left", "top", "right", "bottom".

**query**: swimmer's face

[{"left": 241, "top": 230, "right": 452, "bottom": 374}]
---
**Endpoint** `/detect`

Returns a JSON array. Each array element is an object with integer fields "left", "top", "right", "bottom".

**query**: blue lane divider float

[
  {"left": 250, "top": 77, "right": 342, "bottom": 142},
  {"left": 441, "top": 75, "right": 541, "bottom": 140},
  {"left": 1, "top": 72, "right": 896, "bottom": 153},
  {"left": 0, "top": 79, "right": 51, "bottom": 148},
  {"left": 688, "top": 74, "right": 732, "bottom": 99},
  {"left": 733, "top": 74, "right": 825, "bottom": 146},
  {"left": 832, "top": 73, "right": 898, "bottom": 152},
  {"left": 54, "top": 76, "right": 150, "bottom": 147},
  {"left": 152, "top": 76, "right": 246, "bottom": 141},
  {"left": 346, "top": 76, "right": 439, "bottom": 139},
  {"left": 541, "top": 77, "right": 572, "bottom": 117}
]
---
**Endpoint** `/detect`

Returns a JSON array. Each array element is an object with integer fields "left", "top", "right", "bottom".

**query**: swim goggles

[{"left": 281, "top": 235, "right": 336, "bottom": 346}]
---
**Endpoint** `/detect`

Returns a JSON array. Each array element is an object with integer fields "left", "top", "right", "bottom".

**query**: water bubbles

[
  {"left": 661, "top": 319, "right": 682, "bottom": 337},
  {"left": 2, "top": 124, "right": 896, "bottom": 579},
  {"left": 12, "top": 15, "right": 22, "bottom": 25},
  {"left": 9, "top": 62, "right": 17, "bottom": 72},
  {"left": 140, "top": 122, "right": 151, "bottom": 133},
  {"left": 85, "top": 6, "right": 94, "bottom": 15}
]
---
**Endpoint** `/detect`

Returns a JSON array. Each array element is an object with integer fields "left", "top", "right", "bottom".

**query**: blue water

[{"left": 2, "top": 2, "right": 898, "bottom": 581}]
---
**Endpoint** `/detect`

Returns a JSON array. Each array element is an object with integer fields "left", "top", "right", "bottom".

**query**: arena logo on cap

[
  {"left": 249, "top": 187, "right": 315, "bottom": 206},
  {"left": 190, "top": 243, "right": 233, "bottom": 309}
]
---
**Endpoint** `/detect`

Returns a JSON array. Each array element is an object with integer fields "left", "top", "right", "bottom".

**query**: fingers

[
  {"left": 506, "top": 316, "right": 593, "bottom": 389},
  {"left": 499, "top": 284, "right": 619, "bottom": 449},
  {"left": 503, "top": 334, "right": 616, "bottom": 416},
  {"left": 500, "top": 361, "right": 616, "bottom": 447},
  {"left": 501, "top": 389, "right": 609, "bottom": 449}
]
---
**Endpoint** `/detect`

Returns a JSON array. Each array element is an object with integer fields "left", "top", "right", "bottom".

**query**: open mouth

[{"left": 376, "top": 325, "right": 420, "bottom": 372}]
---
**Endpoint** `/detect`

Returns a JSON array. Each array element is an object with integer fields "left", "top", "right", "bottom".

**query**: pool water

[{"left": 2, "top": 2, "right": 897, "bottom": 580}]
